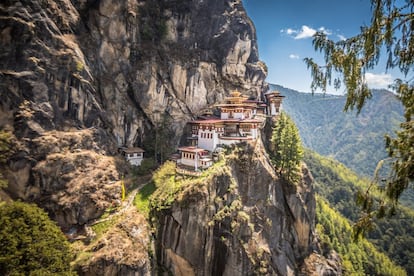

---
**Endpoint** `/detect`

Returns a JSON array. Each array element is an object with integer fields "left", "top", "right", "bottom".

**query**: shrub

[
  {"left": 134, "top": 158, "right": 157, "bottom": 176},
  {"left": 0, "top": 201, "right": 74, "bottom": 275}
]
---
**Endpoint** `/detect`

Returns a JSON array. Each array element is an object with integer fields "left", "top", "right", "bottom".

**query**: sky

[{"left": 243, "top": 0, "right": 399, "bottom": 94}]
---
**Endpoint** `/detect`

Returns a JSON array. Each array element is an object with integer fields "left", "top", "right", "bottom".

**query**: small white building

[
  {"left": 122, "top": 147, "right": 145, "bottom": 166},
  {"left": 265, "top": 90, "right": 285, "bottom": 116},
  {"left": 178, "top": 146, "right": 213, "bottom": 170}
]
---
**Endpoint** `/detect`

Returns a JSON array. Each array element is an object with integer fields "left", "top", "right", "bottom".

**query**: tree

[
  {"left": 0, "top": 201, "right": 74, "bottom": 275},
  {"left": 304, "top": 0, "right": 413, "bottom": 234},
  {"left": 0, "top": 130, "right": 12, "bottom": 189},
  {"left": 143, "top": 112, "right": 176, "bottom": 164},
  {"left": 270, "top": 112, "right": 304, "bottom": 183}
]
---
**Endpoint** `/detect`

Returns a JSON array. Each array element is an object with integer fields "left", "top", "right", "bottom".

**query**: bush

[
  {"left": 0, "top": 201, "right": 74, "bottom": 275},
  {"left": 134, "top": 158, "right": 157, "bottom": 176}
]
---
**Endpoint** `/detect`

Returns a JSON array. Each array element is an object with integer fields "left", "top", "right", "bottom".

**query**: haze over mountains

[{"left": 273, "top": 84, "right": 404, "bottom": 178}]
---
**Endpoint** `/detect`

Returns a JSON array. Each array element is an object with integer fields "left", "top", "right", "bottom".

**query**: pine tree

[
  {"left": 270, "top": 112, "right": 304, "bottom": 183},
  {"left": 304, "top": 0, "right": 413, "bottom": 233}
]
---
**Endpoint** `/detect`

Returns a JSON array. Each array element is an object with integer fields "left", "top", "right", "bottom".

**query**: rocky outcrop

[
  {"left": 0, "top": 0, "right": 266, "bottom": 226},
  {"left": 5, "top": 128, "right": 124, "bottom": 228},
  {"left": 153, "top": 141, "right": 317, "bottom": 275},
  {"left": 75, "top": 207, "right": 151, "bottom": 276},
  {"left": 300, "top": 252, "right": 343, "bottom": 276}
]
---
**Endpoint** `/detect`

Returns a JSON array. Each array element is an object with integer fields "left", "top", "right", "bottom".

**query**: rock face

[
  {"left": 75, "top": 207, "right": 151, "bottom": 276},
  {"left": 0, "top": 0, "right": 330, "bottom": 275},
  {"left": 0, "top": 0, "right": 266, "bottom": 228},
  {"left": 153, "top": 141, "right": 317, "bottom": 275},
  {"left": 300, "top": 251, "right": 343, "bottom": 276}
]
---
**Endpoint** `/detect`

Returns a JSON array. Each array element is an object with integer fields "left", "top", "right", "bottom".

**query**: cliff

[
  {"left": 0, "top": 0, "right": 266, "bottom": 228},
  {"left": 74, "top": 206, "right": 152, "bottom": 276},
  {"left": 151, "top": 141, "right": 322, "bottom": 275}
]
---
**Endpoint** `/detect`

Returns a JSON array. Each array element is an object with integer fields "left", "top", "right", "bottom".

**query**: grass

[
  {"left": 133, "top": 158, "right": 229, "bottom": 215},
  {"left": 91, "top": 218, "right": 118, "bottom": 238},
  {"left": 134, "top": 181, "right": 157, "bottom": 217}
]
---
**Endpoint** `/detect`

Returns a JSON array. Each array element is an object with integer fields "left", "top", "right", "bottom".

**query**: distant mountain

[
  {"left": 271, "top": 84, "right": 404, "bottom": 178},
  {"left": 304, "top": 149, "right": 414, "bottom": 275}
]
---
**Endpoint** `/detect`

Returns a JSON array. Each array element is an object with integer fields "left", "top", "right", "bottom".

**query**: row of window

[
  {"left": 200, "top": 132, "right": 214, "bottom": 139},
  {"left": 127, "top": 153, "right": 142, "bottom": 158},
  {"left": 183, "top": 153, "right": 195, "bottom": 159}
]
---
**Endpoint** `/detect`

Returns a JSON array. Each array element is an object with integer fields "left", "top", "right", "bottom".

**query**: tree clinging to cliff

[{"left": 270, "top": 112, "right": 304, "bottom": 183}]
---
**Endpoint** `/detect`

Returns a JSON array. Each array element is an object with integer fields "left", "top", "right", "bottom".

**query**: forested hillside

[
  {"left": 315, "top": 197, "right": 406, "bottom": 275},
  {"left": 305, "top": 150, "right": 414, "bottom": 275},
  {"left": 273, "top": 84, "right": 414, "bottom": 206},
  {"left": 273, "top": 84, "right": 404, "bottom": 177}
]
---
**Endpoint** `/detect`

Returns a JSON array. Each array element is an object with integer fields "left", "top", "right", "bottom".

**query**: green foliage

[
  {"left": 278, "top": 85, "right": 414, "bottom": 207},
  {"left": 278, "top": 85, "right": 404, "bottom": 177},
  {"left": 0, "top": 130, "right": 11, "bottom": 189},
  {"left": 304, "top": 1, "right": 412, "bottom": 110},
  {"left": 270, "top": 112, "right": 303, "bottom": 183},
  {"left": 139, "top": 1, "right": 168, "bottom": 41},
  {"left": 133, "top": 157, "right": 157, "bottom": 176},
  {"left": 383, "top": 81, "right": 414, "bottom": 205},
  {"left": 316, "top": 197, "right": 406, "bottom": 276},
  {"left": 149, "top": 161, "right": 179, "bottom": 211},
  {"left": 143, "top": 113, "right": 176, "bottom": 164},
  {"left": 306, "top": 149, "right": 414, "bottom": 275},
  {"left": 91, "top": 219, "right": 117, "bottom": 239},
  {"left": 355, "top": 82, "right": 414, "bottom": 240},
  {"left": 148, "top": 158, "right": 228, "bottom": 212},
  {"left": 134, "top": 181, "right": 156, "bottom": 217},
  {"left": 0, "top": 201, "right": 74, "bottom": 275},
  {"left": 304, "top": 0, "right": 413, "bottom": 222}
]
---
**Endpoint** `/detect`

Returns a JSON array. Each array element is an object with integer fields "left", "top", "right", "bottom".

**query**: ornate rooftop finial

[{"left": 230, "top": 90, "right": 242, "bottom": 97}]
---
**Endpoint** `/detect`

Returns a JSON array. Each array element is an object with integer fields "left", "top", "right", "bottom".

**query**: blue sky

[{"left": 243, "top": 0, "right": 398, "bottom": 93}]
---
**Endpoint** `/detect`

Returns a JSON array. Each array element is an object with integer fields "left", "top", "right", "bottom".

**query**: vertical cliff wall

[
  {"left": 152, "top": 141, "right": 318, "bottom": 275},
  {"left": 0, "top": 0, "right": 267, "bottom": 227}
]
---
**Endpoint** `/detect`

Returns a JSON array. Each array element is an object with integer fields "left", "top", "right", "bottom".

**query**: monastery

[{"left": 177, "top": 90, "right": 284, "bottom": 171}]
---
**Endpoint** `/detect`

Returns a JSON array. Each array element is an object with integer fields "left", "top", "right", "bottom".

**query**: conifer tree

[
  {"left": 304, "top": 0, "right": 413, "bottom": 232},
  {"left": 270, "top": 112, "right": 304, "bottom": 183}
]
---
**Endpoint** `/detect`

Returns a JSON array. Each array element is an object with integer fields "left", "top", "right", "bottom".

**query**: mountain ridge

[{"left": 272, "top": 83, "right": 404, "bottom": 178}]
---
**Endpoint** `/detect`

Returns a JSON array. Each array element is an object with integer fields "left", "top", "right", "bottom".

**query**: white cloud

[
  {"left": 337, "top": 34, "right": 346, "bottom": 41},
  {"left": 282, "top": 25, "right": 335, "bottom": 40},
  {"left": 294, "top": 25, "right": 316, "bottom": 39},
  {"left": 365, "top": 72, "right": 394, "bottom": 89},
  {"left": 286, "top": 28, "right": 296, "bottom": 35},
  {"left": 289, "top": 54, "right": 300, "bottom": 59},
  {"left": 318, "top": 27, "right": 332, "bottom": 35}
]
